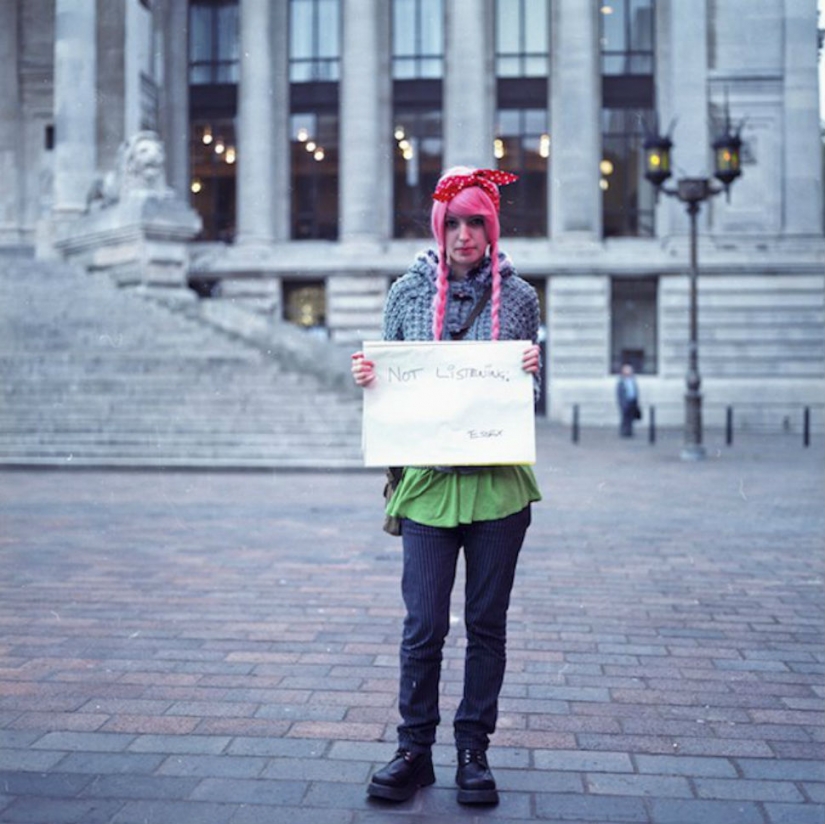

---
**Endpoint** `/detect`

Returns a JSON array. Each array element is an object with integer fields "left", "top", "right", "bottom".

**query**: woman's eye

[
  {"left": 469, "top": 217, "right": 485, "bottom": 227},
  {"left": 445, "top": 219, "right": 458, "bottom": 229}
]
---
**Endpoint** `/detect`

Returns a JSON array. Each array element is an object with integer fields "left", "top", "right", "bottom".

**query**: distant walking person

[{"left": 616, "top": 363, "right": 641, "bottom": 438}]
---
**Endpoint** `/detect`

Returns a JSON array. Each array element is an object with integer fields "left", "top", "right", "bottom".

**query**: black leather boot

[
  {"left": 455, "top": 748, "right": 499, "bottom": 805},
  {"left": 367, "top": 748, "right": 435, "bottom": 801}
]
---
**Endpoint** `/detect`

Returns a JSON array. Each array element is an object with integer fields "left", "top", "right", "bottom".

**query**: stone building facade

[{"left": 1, "top": 0, "right": 823, "bottom": 431}]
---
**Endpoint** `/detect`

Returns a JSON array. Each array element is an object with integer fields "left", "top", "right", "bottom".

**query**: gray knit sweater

[{"left": 383, "top": 249, "right": 540, "bottom": 345}]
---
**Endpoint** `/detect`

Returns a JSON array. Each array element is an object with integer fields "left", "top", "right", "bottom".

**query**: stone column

[
  {"left": 156, "top": 0, "right": 190, "bottom": 201},
  {"left": 340, "top": 0, "right": 392, "bottom": 244},
  {"left": 96, "top": 0, "right": 126, "bottom": 174},
  {"left": 550, "top": 0, "right": 601, "bottom": 240},
  {"left": 52, "top": 0, "right": 98, "bottom": 221},
  {"left": 657, "top": 0, "right": 709, "bottom": 237},
  {"left": 782, "top": 0, "right": 823, "bottom": 235},
  {"left": 236, "top": 0, "right": 278, "bottom": 247},
  {"left": 0, "top": 0, "right": 21, "bottom": 244},
  {"left": 443, "top": 0, "right": 495, "bottom": 169},
  {"left": 270, "top": 0, "right": 289, "bottom": 243}
]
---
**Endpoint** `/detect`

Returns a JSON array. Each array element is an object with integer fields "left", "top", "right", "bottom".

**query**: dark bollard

[
  {"left": 572, "top": 404, "right": 579, "bottom": 444},
  {"left": 804, "top": 407, "right": 810, "bottom": 447},
  {"left": 726, "top": 406, "right": 733, "bottom": 446},
  {"left": 648, "top": 405, "right": 656, "bottom": 444}
]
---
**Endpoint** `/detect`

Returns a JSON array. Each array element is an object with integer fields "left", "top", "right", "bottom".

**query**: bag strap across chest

[{"left": 449, "top": 285, "right": 492, "bottom": 340}]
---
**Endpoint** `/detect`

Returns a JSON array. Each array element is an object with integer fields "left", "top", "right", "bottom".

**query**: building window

[
  {"left": 290, "top": 0, "right": 340, "bottom": 239},
  {"left": 600, "top": 0, "right": 654, "bottom": 76},
  {"left": 495, "top": 109, "right": 548, "bottom": 237},
  {"left": 290, "top": 0, "right": 341, "bottom": 82},
  {"left": 291, "top": 113, "right": 339, "bottom": 239},
  {"left": 393, "top": 111, "right": 443, "bottom": 237},
  {"left": 283, "top": 279, "right": 327, "bottom": 332},
  {"left": 392, "top": 0, "right": 444, "bottom": 238},
  {"left": 495, "top": 0, "right": 550, "bottom": 238},
  {"left": 392, "top": 0, "right": 444, "bottom": 79},
  {"left": 495, "top": 0, "right": 549, "bottom": 77},
  {"left": 189, "top": 0, "right": 239, "bottom": 85},
  {"left": 188, "top": 0, "right": 238, "bottom": 240},
  {"left": 611, "top": 277, "right": 658, "bottom": 375},
  {"left": 190, "top": 120, "right": 237, "bottom": 242},
  {"left": 600, "top": 0, "right": 655, "bottom": 238},
  {"left": 601, "top": 108, "right": 655, "bottom": 237}
]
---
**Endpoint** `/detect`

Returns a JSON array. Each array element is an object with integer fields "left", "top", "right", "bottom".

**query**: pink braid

[
  {"left": 431, "top": 253, "right": 450, "bottom": 341},
  {"left": 490, "top": 242, "right": 501, "bottom": 341}
]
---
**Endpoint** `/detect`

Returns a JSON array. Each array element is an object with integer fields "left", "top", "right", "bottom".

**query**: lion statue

[
  {"left": 86, "top": 130, "right": 170, "bottom": 211},
  {"left": 119, "top": 130, "right": 169, "bottom": 196}
]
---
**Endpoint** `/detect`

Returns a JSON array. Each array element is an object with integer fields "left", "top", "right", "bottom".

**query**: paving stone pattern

[{"left": 0, "top": 427, "right": 823, "bottom": 823}]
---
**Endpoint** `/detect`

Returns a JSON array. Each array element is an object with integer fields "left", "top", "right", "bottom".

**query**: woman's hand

[
  {"left": 351, "top": 351, "right": 376, "bottom": 387},
  {"left": 522, "top": 344, "right": 540, "bottom": 375}
]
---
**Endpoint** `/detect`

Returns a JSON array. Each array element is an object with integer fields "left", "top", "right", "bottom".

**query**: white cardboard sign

[{"left": 361, "top": 340, "right": 535, "bottom": 467}]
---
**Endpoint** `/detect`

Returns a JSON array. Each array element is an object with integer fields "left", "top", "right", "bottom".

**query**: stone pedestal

[{"left": 55, "top": 131, "right": 201, "bottom": 303}]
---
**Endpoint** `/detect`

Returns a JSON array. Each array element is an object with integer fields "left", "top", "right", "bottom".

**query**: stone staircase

[{"left": 0, "top": 258, "right": 363, "bottom": 468}]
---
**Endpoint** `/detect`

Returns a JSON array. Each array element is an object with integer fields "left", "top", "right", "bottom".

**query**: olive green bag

[{"left": 382, "top": 466, "right": 404, "bottom": 536}]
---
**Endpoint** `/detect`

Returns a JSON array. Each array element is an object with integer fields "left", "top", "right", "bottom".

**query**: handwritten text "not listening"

[{"left": 387, "top": 364, "right": 511, "bottom": 383}]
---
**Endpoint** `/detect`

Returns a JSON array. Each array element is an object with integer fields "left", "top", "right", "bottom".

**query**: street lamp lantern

[
  {"left": 643, "top": 133, "right": 673, "bottom": 188},
  {"left": 644, "top": 108, "right": 745, "bottom": 461},
  {"left": 712, "top": 130, "right": 742, "bottom": 189}
]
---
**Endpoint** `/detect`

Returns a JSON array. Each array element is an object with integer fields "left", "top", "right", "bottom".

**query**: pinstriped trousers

[{"left": 396, "top": 506, "right": 531, "bottom": 754}]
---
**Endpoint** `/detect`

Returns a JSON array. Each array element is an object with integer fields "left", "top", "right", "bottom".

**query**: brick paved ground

[{"left": 0, "top": 424, "right": 823, "bottom": 824}]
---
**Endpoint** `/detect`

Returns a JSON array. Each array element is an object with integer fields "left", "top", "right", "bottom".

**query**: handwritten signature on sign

[{"left": 468, "top": 429, "right": 503, "bottom": 439}]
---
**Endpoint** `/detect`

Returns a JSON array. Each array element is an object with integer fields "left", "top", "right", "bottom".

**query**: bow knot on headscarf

[{"left": 432, "top": 168, "right": 519, "bottom": 212}]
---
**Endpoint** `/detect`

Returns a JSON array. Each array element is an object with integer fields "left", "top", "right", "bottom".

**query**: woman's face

[{"left": 445, "top": 211, "right": 489, "bottom": 278}]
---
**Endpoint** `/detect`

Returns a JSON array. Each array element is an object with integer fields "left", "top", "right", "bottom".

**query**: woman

[{"left": 351, "top": 167, "right": 542, "bottom": 806}]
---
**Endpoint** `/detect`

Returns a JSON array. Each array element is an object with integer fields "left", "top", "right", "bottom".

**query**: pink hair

[{"left": 430, "top": 171, "right": 503, "bottom": 341}]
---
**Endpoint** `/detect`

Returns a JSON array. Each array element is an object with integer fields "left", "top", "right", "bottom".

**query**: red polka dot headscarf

[{"left": 432, "top": 168, "right": 519, "bottom": 213}]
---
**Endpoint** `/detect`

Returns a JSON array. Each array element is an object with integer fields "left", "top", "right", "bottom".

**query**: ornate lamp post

[{"left": 643, "top": 117, "right": 743, "bottom": 461}]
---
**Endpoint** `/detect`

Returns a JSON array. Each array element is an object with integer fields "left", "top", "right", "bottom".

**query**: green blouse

[{"left": 385, "top": 465, "right": 541, "bottom": 528}]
